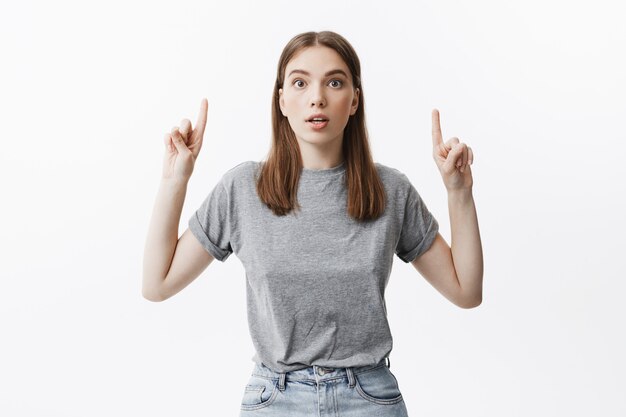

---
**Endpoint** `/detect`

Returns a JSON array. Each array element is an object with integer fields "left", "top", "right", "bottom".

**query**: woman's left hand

[{"left": 431, "top": 109, "right": 474, "bottom": 192}]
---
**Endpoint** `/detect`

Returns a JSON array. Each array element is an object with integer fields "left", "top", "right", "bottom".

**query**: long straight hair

[{"left": 256, "top": 31, "right": 386, "bottom": 222}]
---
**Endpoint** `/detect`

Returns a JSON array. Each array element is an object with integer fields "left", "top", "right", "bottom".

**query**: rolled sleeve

[
  {"left": 188, "top": 180, "right": 233, "bottom": 262},
  {"left": 395, "top": 178, "right": 439, "bottom": 263}
]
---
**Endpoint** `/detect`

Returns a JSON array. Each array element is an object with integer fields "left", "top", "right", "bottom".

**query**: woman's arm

[
  {"left": 448, "top": 188, "right": 483, "bottom": 306},
  {"left": 142, "top": 178, "right": 188, "bottom": 301},
  {"left": 411, "top": 109, "right": 483, "bottom": 308},
  {"left": 410, "top": 190, "right": 483, "bottom": 308},
  {"left": 142, "top": 99, "right": 209, "bottom": 301}
]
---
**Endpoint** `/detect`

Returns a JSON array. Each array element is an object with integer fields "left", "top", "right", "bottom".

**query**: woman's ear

[
  {"left": 350, "top": 88, "right": 360, "bottom": 115},
  {"left": 279, "top": 88, "right": 286, "bottom": 117}
]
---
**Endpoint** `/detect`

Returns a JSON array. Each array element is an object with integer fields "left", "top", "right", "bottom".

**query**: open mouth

[{"left": 307, "top": 117, "right": 329, "bottom": 126}]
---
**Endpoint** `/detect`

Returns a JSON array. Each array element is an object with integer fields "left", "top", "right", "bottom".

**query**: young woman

[{"left": 143, "top": 31, "right": 483, "bottom": 416}]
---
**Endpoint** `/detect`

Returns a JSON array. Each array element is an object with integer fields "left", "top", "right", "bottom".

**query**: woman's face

[{"left": 279, "top": 45, "right": 359, "bottom": 151}]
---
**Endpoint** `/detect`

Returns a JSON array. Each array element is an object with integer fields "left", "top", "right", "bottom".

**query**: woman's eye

[{"left": 292, "top": 79, "right": 342, "bottom": 88}]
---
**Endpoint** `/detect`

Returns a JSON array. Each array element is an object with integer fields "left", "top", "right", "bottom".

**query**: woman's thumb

[
  {"left": 446, "top": 144, "right": 463, "bottom": 171},
  {"left": 170, "top": 128, "right": 190, "bottom": 155}
]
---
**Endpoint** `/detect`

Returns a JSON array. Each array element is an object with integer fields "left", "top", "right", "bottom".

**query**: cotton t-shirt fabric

[{"left": 188, "top": 160, "right": 439, "bottom": 373}]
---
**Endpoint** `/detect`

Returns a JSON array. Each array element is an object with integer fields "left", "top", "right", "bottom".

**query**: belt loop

[
  {"left": 346, "top": 367, "right": 356, "bottom": 388},
  {"left": 278, "top": 372, "right": 286, "bottom": 391},
  {"left": 386, "top": 356, "right": 391, "bottom": 369}
]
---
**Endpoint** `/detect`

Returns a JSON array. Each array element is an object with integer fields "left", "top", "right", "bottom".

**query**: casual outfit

[{"left": 188, "top": 160, "right": 439, "bottom": 415}]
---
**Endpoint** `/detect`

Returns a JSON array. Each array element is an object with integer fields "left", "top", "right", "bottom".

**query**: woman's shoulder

[
  {"left": 220, "top": 160, "right": 412, "bottom": 187},
  {"left": 373, "top": 161, "right": 411, "bottom": 187},
  {"left": 221, "top": 160, "right": 260, "bottom": 179},
  {"left": 211, "top": 161, "right": 261, "bottom": 191}
]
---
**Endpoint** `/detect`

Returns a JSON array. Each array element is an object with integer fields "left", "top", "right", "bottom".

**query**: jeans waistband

[{"left": 251, "top": 357, "right": 391, "bottom": 391}]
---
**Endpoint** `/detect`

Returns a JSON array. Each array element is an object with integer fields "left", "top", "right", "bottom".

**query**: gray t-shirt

[{"left": 189, "top": 160, "right": 439, "bottom": 373}]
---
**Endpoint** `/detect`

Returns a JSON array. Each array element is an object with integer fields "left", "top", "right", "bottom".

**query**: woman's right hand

[{"left": 162, "top": 98, "right": 208, "bottom": 181}]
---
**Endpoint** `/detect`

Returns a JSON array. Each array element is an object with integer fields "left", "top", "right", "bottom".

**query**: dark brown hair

[{"left": 256, "top": 31, "right": 386, "bottom": 222}]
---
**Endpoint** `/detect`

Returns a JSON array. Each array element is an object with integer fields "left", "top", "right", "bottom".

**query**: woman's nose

[
  {"left": 310, "top": 97, "right": 326, "bottom": 107},
  {"left": 310, "top": 86, "right": 326, "bottom": 107}
]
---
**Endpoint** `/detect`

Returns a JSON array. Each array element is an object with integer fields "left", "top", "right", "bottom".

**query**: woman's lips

[{"left": 306, "top": 120, "right": 329, "bottom": 130}]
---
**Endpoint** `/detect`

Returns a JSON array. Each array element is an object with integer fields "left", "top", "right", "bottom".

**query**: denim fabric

[{"left": 239, "top": 357, "right": 409, "bottom": 416}]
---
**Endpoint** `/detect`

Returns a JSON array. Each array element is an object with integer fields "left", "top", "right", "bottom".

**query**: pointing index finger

[
  {"left": 432, "top": 108, "right": 443, "bottom": 148},
  {"left": 194, "top": 98, "right": 208, "bottom": 139}
]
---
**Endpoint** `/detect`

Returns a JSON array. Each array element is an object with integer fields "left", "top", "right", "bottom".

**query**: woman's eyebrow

[{"left": 287, "top": 69, "right": 348, "bottom": 78}]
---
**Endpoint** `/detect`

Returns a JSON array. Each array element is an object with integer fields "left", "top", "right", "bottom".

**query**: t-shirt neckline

[{"left": 300, "top": 161, "right": 346, "bottom": 181}]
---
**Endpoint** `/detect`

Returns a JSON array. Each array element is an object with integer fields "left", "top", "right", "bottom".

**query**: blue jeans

[{"left": 239, "top": 357, "right": 409, "bottom": 416}]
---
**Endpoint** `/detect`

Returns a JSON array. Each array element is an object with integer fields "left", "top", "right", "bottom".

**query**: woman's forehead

[{"left": 285, "top": 46, "right": 349, "bottom": 75}]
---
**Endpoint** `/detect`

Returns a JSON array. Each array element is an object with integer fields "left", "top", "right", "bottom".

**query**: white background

[{"left": 1, "top": 0, "right": 625, "bottom": 416}]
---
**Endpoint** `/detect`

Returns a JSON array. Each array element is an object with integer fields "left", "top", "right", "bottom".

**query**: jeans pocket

[
  {"left": 240, "top": 375, "right": 279, "bottom": 411},
  {"left": 354, "top": 365, "right": 404, "bottom": 405}
]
